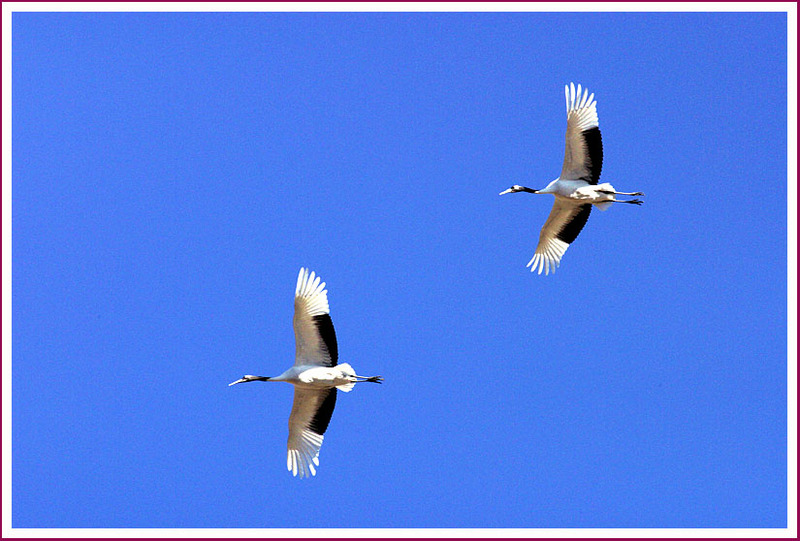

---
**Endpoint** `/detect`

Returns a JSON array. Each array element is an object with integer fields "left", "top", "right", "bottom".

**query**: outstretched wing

[
  {"left": 286, "top": 387, "right": 337, "bottom": 478},
  {"left": 293, "top": 268, "right": 338, "bottom": 367},
  {"left": 559, "top": 83, "right": 603, "bottom": 184},
  {"left": 527, "top": 201, "right": 592, "bottom": 275}
]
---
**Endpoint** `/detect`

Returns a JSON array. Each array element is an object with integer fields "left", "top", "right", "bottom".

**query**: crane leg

[
  {"left": 355, "top": 375, "right": 384, "bottom": 384},
  {"left": 612, "top": 199, "right": 643, "bottom": 205},
  {"left": 612, "top": 191, "right": 644, "bottom": 196}
]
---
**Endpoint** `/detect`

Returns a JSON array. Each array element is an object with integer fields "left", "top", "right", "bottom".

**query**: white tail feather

[
  {"left": 338, "top": 362, "right": 355, "bottom": 375},
  {"left": 336, "top": 363, "right": 356, "bottom": 392},
  {"left": 594, "top": 201, "right": 613, "bottom": 211}
]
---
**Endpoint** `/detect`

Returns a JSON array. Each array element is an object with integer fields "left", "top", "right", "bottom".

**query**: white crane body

[
  {"left": 538, "top": 179, "right": 620, "bottom": 210},
  {"left": 267, "top": 363, "right": 359, "bottom": 391}
]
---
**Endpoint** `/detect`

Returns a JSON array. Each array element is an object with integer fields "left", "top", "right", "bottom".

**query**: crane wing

[
  {"left": 527, "top": 201, "right": 592, "bottom": 275},
  {"left": 293, "top": 268, "right": 338, "bottom": 367},
  {"left": 559, "top": 83, "right": 603, "bottom": 184},
  {"left": 286, "top": 387, "right": 337, "bottom": 478}
]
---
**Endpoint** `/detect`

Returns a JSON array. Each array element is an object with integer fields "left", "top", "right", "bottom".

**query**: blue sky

[{"left": 6, "top": 8, "right": 792, "bottom": 530}]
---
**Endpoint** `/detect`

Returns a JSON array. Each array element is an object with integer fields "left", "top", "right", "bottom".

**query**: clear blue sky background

[{"left": 11, "top": 11, "right": 788, "bottom": 529}]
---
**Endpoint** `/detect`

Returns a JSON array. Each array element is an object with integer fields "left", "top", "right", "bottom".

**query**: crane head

[
  {"left": 499, "top": 185, "right": 537, "bottom": 195},
  {"left": 228, "top": 375, "right": 270, "bottom": 386}
]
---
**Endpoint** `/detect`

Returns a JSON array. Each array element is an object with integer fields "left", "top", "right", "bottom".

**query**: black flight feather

[
  {"left": 312, "top": 314, "right": 338, "bottom": 366},
  {"left": 557, "top": 204, "right": 592, "bottom": 245},
  {"left": 308, "top": 388, "right": 337, "bottom": 436},
  {"left": 579, "top": 127, "right": 603, "bottom": 184}
]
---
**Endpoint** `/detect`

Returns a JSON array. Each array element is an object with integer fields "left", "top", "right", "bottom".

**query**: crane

[
  {"left": 229, "top": 267, "right": 383, "bottom": 478},
  {"left": 500, "top": 83, "right": 644, "bottom": 275}
]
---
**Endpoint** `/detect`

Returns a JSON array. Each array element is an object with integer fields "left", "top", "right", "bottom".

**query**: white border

[
  {"left": 2, "top": 2, "right": 796, "bottom": 539},
  {"left": 0, "top": 1, "right": 797, "bottom": 12},
  {"left": 786, "top": 0, "right": 797, "bottom": 537},
  {"left": 2, "top": 528, "right": 799, "bottom": 538},
  {"left": 2, "top": 0, "right": 14, "bottom": 538}
]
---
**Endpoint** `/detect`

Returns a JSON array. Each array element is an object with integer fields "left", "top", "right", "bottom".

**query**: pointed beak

[
  {"left": 228, "top": 378, "right": 248, "bottom": 386},
  {"left": 499, "top": 188, "right": 514, "bottom": 195}
]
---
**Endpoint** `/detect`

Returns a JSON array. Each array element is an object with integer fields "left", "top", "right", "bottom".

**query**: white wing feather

[
  {"left": 559, "top": 82, "right": 600, "bottom": 181},
  {"left": 286, "top": 388, "right": 330, "bottom": 478},
  {"left": 293, "top": 267, "right": 332, "bottom": 367}
]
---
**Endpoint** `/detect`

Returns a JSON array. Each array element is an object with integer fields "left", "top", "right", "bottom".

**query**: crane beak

[
  {"left": 499, "top": 188, "right": 514, "bottom": 195},
  {"left": 228, "top": 378, "right": 248, "bottom": 386}
]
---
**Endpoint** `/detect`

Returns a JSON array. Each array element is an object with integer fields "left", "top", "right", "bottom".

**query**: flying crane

[
  {"left": 500, "top": 83, "right": 644, "bottom": 275},
  {"left": 230, "top": 268, "right": 383, "bottom": 478}
]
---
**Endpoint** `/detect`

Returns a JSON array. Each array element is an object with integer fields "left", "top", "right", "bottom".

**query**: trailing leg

[
  {"left": 355, "top": 375, "right": 384, "bottom": 384},
  {"left": 599, "top": 189, "right": 645, "bottom": 197},
  {"left": 615, "top": 198, "right": 643, "bottom": 205}
]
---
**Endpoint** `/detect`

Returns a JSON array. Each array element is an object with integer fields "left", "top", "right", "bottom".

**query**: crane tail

[
  {"left": 594, "top": 183, "right": 615, "bottom": 210},
  {"left": 594, "top": 201, "right": 613, "bottom": 211},
  {"left": 336, "top": 363, "right": 356, "bottom": 392},
  {"left": 337, "top": 362, "right": 355, "bottom": 375}
]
